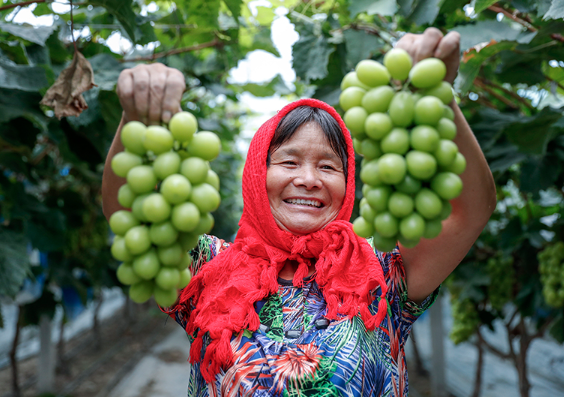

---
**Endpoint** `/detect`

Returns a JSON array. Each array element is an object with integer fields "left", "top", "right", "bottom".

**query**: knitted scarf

[{"left": 178, "top": 98, "right": 388, "bottom": 382}]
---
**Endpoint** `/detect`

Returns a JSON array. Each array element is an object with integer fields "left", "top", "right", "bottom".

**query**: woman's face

[{"left": 266, "top": 122, "right": 346, "bottom": 235}]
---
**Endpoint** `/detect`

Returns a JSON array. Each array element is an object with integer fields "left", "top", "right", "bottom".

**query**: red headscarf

[{"left": 178, "top": 98, "right": 388, "bottom": 382}]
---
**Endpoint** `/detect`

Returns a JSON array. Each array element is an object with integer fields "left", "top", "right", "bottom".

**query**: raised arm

[
  {"left": 102, "top": 63, "right": 186, "bottom": 220},
  {"left": 395, "top": 28, "right": 497, "bottom": 303}
]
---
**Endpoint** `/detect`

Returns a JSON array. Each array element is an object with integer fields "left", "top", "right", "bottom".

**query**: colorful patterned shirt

[{"left": 165, "top": 235, "right": 438, "bottom": 397}]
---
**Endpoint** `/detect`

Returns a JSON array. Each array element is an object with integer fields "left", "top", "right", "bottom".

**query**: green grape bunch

[
  {"left": 538, "top": 241, "right": 564, "bottom": 308},
  {"left": 342, "top": 49, "right": 465, "bottom": 252},
  {"left": 109, "top": 111, "right": 222, "bottom": 307},
  {"left": 486, "top": 254, "right": 515, "bottom": 311},
  {"left": 449, "top": 298, "right": 480, "bottom": 345}
]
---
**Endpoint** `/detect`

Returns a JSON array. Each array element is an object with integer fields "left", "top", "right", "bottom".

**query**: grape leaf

[
  {"left": 223, "top": 0, "right": 242, "bottom": 20},
  {"left": 40, "top": 51, "right": 97, "bottom": 119},
  {"left": 344, "top": 29, "right": 385, "bottom": 68},
  {"left": 88, "top": 0, "right": 138, "bottom": 42},
  {"left": 180, "top": 0, "right": 221, "bottom": 29},
  {"left": 348, "top": 0, "right": 397, "bottom": 19},
  {"left": 537, "top": 0, "right": 553, "bottom": 16},
  {"left": 0, "top": 57, "right": 49, "bottom": 92},
  {"left": 292, "top": 27, "right": 335, "bottom": 83},
  {"left": 409, "top": 0, "right": 441, "bottom": 25},
  {"left": 474, "top": 0, "right": 498, "bottom": 13},
  {"left": 255, "top": 6, "right": 275, "bottom": 26},
  {"left": 452, "top": 20, "right": 529, "bottom": 52},
  {"left": 0, "top": 22, "right": 57, "bottom": 46},
  {"left": 456, "top": 41, "right": 516, "bottom": 93},
  {"left": 0, "top": 88, "right": 44, "bottom": 123},
  {"left": 543, "top": 0, "right": 564, "bottom": 20},
  {"left": 237, "top": 75, "right": 292, "bottom": 97},
  {"left": 0, "top": 228, "right": 33, "bottom": 299}
]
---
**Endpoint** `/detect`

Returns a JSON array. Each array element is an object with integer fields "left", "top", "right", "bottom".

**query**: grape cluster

[
  {"left": 109, "top": 112, "right": 222, "bottom": 307},
  {"left": 538, "top": 241, "right": 564, "bottom": 308},
  {"left": 486, "top": 254, "right": 515, "bottom": 311},
  {"left": 449, "top": 298, "right": 480, "bottom": 345},
  {"left": 341, "top": 49, "right": 466, "bottom": 251}
]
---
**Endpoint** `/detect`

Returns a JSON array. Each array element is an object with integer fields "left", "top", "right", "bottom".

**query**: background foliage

[{"left": 0, "top": 0, "right": 563, "bottom": 395}]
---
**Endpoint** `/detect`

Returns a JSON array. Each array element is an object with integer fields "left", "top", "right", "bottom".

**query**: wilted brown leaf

[{"left": 40, "top": 51, "right": 97, "bottom": 119}]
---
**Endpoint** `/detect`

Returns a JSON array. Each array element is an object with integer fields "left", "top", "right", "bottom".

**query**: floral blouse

[{"left": 164, "top": 235, "right": 437, "bottom": 397}]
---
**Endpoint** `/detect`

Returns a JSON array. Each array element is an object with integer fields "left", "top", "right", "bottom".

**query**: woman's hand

[
  {"left": 395, "top": 27, "right": 461, "bottom": 85},
  {"left": 116, "top": 63, "right": 186, "bottom": 125}
]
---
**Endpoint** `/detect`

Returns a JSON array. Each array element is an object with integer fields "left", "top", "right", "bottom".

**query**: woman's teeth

[{"left": 285, "top": 198, "right": 322, "bottom": 207}]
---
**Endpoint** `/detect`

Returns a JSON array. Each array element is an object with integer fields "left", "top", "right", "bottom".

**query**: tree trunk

[
  {"left": 93, "top": 293, "right": 104, "bottom": 350},
  {"left": 515, "top": 320, "right": 531, "bottom": 397},
  {"left": 10, "top": 306, "right": 22, "bottom": 397},
  {"left": 409, "top": 327, "right": 428, "bottom": 376},
  {"left": 56, "top": 319, "right": 70, "bottom": 375},
  {"left": 472, "top": 332, "right": 485, "bottom": 397}
]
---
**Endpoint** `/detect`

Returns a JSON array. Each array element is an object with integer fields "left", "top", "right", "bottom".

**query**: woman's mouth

[{"left": 284, "top": 198, "right": 323, "bottom": 208}]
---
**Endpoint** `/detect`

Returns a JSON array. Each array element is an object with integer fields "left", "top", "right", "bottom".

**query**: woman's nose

[{"left": 294, "top": 165, "right": 322, "bottom": 189}]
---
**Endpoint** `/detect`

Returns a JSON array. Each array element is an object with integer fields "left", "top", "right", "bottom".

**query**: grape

[
  {"left": 171, "top": 202, "right": 200, "bottom": 232},
  {"left": 206, "top": 170, "right": 220, "bottom": 191},
  {"left": 144, "top": 126, "right": 174, "bottom": 154},
  {"left": 117, "top": 262, "right": 142, "bottom": 285},
  {"left": 161, "top": 174, "right": 192, "bottom": 204},
  {"left": 111, "top": 152, "right": 143, "bottom": 178},
  {"left": 127, "top": 165, "right": 157, "bottom": 194},
  {"left": 124, "top": 225, "right": 152, "bottom": 255},
  {"left": 538, "top": 242, "right": 564, "bottom": 308},
  {"left": 157, "top": 242, "right": 184, "bottom": 266},
  {"left": 193, "top": 212, "right": 215, "bottom": 235},
  {"left": 353, "top": 216, "right": 374, "bottom": 238},
  {"left": 414, "top": 188, "right": 443, "bottom": 219},
  {"left": 365, "top": 113, "right": 393, "bottom": 140},
  {"left": 153, "top": 151, "right": 181, "bottom": 180},
  {"left": 362, "top": 86, "right": 395, "bottom": 113},
  {"left": 423, "top": 218, "right": 442, "bottom": 239},
  {"left": 344, "top": 107, "right": 368, "bottom": 136},
  {"left": 339, "top": 87, "right": 366, "bottom": 111},
  {"left": 356, "top": 60, "right": 390, "bottom": 87},
  {"left": 440, "top": 200, "right": 452, "bottom": 220},
  {"left": 341, "top": 71, "right": 371, "bottom": 91},
  {"left": 169, "top": 111, "right": 197, "bottom": 142},
  {"left": 380, "top": 128, "right": 410, "bottom": 155},
  {"left": 131, "top": 193, "right": 150, "bottom": 222},
  {"left": 121, "top": 121, "right": 147, "bottom": 155},
  {"left": 436, "top": 118, "right": 457, "bottom": 140},
  {"left": 129, "top": 280, "right": 154, "bottom": 304},
  {"left": 378, "top": 154, "right": 406, "bottom": 185},
  {"left": 132, "top": 248, "right": 160, "bottom": 279},
  {"left": 109, "top": 210, "right": 140, "bottom": 236},
  {"left": 360, "top": 139, "right": 382, "bottom": 161},
  {"left": 410, "top": 126, "right": 440, "bottom": 152},
  {"left": 486, "top": 255, "right": 515, "bottom": 310},
  {"left": 374, "top": 212, "right": 399, "bottom": 238},
  {"left": 360, "top": 160, "right": 384, "bottom": 186},
  {"left": 431, "top": 172, "right": 463, "bottom": 200},
  {"left": 178, "top": 232, "right": 199, "bottom": 251},
  {"left": 394, "top": 175, "right": 422, "bottom": 195},
  {"left": 449, "top": 299, "right": 479, "bottom": 344},
  {"left": 189, "top": 131, "right": 221, "bottom": 161},
  {"left": 383, "top": 48, "right": 412, "bottom": 81},
  {"left": 154, "top": 286, "right": 178, "bottom": 307},
  {"left": 178, "top": 254, "right": 193, "bottom": 271},
  {"left": 414, "top": 96, "right": 444, "bottom": 126},
  {"left": 424, "top": 81, "right": 454, "bottom": 105},
  {"left": 388, "top": 92, "right": 415, "bottom": 128},
  {"left": 409, "top": 58, "right": 447, "bottom": 89},
  {"left": 141, "top": 193, "right": 171, "bottom": 224},
  {"left": 191, "top": 183, "right": 221, "bottom": 213},
  {"left": 360, "top": 201, "right": 378, "bottom": 223},
  {"left": 111, "top": 236, "right": 134, "bottom": 262},
  {"left": 442, "top": 152, "right": 466, "bottom": 175},
  {"left": 372, "top": 233, "right": 397, "bottom": 252},
  {"left": 388, "top": 191, "right": 414, "bottom": 218},
  {"left": 178, "top": 269, "right": 193, "bottom": 288},
  {"left": 398, "top": 235, "right": 419, "bottom": 249},
  {"left": 434, "top": 140, "right": 458, "bottom": 167},
  {"left": 149, "top": 221, "right": 179, "bottom": 246},
  {"left": 155, "top": 267, "right": 181, "bottom": 290},
  {"left": 181, "top": 157, "right": 210, "bottom": 185},
  {"left": 118, "top": 184, "right": 137, "bottom": 208},
  {"left": 399, "top": 212, "right": 425, "bottom": 240},
  {"left": 443, "top": 105, "right": 455, "bottom": 121},
  {"left": 366, "top": 186, "right": 392, "bottom": 212},
  {"left": 406, "top": 151, "right": 437, "bottom": 180}
]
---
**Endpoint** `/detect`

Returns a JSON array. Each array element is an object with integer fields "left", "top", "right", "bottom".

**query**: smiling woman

[{"left": 102, "top": 29, "right": 496, "bottom": 397}]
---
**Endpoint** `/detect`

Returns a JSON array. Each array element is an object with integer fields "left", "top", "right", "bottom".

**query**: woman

[{"left": 102, "top": 29, "right": 496, "bottom": 396}]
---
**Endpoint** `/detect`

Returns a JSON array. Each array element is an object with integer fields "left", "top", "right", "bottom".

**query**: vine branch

[
  {"left": 476, "top": 77, "right": 535, "bottom": 111},
  {"left": 119, "top": 38, "right": 222, "bottom": 63},
  {"left": 0, "top": 0, "right": 45, "bottom": 11}
]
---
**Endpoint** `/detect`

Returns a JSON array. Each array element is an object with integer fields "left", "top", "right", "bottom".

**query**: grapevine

[{"left": 538, "top": 241, "right": 564, "bottom": 308}]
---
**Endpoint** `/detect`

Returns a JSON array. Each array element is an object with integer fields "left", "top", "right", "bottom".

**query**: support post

[
  {"left": 429, "top": 294, "right": 446, "bottom": 397},
  {"left": 37, "top": 314, "right": 55, "bottom": 394}
]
